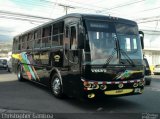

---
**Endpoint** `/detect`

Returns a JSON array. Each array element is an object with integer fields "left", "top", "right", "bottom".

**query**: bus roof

[{"left": 13, "top": 13, "right": 137, "bottom": 38}]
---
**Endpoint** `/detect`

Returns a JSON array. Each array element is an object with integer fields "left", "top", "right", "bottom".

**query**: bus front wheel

[
  {"left": 17, "top": 65, "right": 25, "bottom": 82},
  {"left": 51, "top": 74, "right": 64, "bottom": 98}
]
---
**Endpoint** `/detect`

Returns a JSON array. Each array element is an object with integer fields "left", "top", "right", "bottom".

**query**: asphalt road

[{"left": 0, "top": 70, "right": 160, "bottom": 119}]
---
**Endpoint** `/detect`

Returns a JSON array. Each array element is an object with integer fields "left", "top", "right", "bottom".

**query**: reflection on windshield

[
  {"left": 85, "top": 20, "right": 143, "bottom": 65},
  {"left": 116, "top": 23, "right": 138, "bottom": 35},
  {"left": 115, "top": 23, "right": 143, "bottom": 65},
  {"left": 88, "top": 31, "right": 118, "bottom": 65},
  {"left": 118, "top": 34, "right": 143, "bottom": 60},
  {"left": 118, "top": 35, "right": 138, "bottom": 52}
]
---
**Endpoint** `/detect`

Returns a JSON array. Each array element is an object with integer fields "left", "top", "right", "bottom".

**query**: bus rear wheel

[
  {"left": 17, "top": 65, "right": 25, "bottom": 82},
  {"left": 51, "top": 74, "right": 64, "bottom": 98}
]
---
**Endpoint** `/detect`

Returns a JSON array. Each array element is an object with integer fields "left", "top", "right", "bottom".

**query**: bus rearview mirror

[{"left": 139, "top": 31, "right": 144, "bottom": 49}]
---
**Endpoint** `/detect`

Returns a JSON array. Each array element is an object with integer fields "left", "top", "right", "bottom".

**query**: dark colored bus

[{"left": 12, "top": 13, "right": 144, "bottom": 99}]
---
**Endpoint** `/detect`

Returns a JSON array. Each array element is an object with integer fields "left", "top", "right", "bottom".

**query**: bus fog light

[
  {"left": 88, "top": 93, "right": 95, "bottom": 98},
  {"left": 100, "top": 85, "right": 107, "bottom": 90},
  {"left": 133, "top": 83, "right": 138, "bottom": 87},
  {"left": 92, "top": 84, "right": 99, "bottom": 89}
]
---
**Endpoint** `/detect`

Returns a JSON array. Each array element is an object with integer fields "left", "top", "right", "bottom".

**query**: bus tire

[
  {"left": 51, "top": 74, "right": 64, "bottom": 98},
  {"left": 17, "top": 65, "right": 25, "bottom": 82},
  {"left": 145, "top": 80, "right": 151, "bottom": 85}
]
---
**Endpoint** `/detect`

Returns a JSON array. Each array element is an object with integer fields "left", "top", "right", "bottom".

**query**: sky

[{"left": 0, "top": 0, "right": 160, "bottom": 48}]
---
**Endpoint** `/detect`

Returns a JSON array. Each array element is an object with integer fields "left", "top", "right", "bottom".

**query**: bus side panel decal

[
  {"left": 12, "top": 52, "right": 39, "bottom": 81},
  {"left": 114, "top": 70, "right": 143, "bottom": 80}
]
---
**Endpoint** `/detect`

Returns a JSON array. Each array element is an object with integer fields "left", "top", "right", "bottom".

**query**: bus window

[
  {"left": 18, "top": 36, "right": 22, "bottom": 50},
  {"left": 64, "top": 26, "right": 70, "bottom": 50},
  {"left": 42, "top": 26, "right": 51, "bottom": 48},
  {"left": 13, "top": 37, "right": 19, "bottom": 52},
  {"left": 52, "top": 24, "right": 59, "bottom": 46},
  {"left": 21, "top": 35, "right": 27, "bottom": 50},
  {"left": 33, "top": 53, "right": 41, "bottom": 65},
  {"left": 70, "top": 26, "right": 77, "bottom": 50},
  {"left": 65, "top": 26, "right": 69, "bottom": 38},
  {"left": 59, "top": 23, "right": 64, "bottom": 45},
  {"left": 52, "top": 22, "right": 64, "bottom": 46},
  {"left": 40, "top": 52, "right": 49, "bottom": 65},
  {"left": 27, "top": 33, "right": 34, "bottom": 49},
  {"left": 34, "top": 29, "right": 42, "bottom": 49}
]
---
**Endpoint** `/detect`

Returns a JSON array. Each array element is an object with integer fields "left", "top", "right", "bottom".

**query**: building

[{"left": 142, "top": 30, "right": 160, "bottom": 68}]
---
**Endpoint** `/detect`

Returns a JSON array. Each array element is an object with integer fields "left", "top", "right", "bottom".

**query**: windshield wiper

[
  {"left": 104, "top": 36, "right": 119, "bottom": 67},
  {"left": 120, "top": 49, "right": 135, "bottom": 67},
  {"left": 105, "top": 48, "right": 117, "bottom": 66},
  {"left": 104, "top": 48, "right": 136, "bottom": 67}
]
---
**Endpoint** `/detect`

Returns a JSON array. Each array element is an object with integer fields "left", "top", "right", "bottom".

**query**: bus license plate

[
  {"left": 116, "top": 89, "right": 123, "bottom": 93},
  {"left": 104, "top": 89, "right": 133, "bottom": 95}
]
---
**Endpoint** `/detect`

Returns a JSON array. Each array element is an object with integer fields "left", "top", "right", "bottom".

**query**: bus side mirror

[
  {"left": 139, "top": 31, "right": 144, "bottom": 49},
  {"left": 78, "top": 33, "right": 84, "bottom": 49}
]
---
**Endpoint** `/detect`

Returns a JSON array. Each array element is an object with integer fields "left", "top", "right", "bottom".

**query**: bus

[{"left": 12, "top": 13, "right": 144, "bottom": 99}]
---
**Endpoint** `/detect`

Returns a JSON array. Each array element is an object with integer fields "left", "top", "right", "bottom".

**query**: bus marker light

[
  {"left": 118, "top": 83, "right": 124, "bottom": 88},
  {"left": 139, "top": 81, "right": 144, "bottom": 86},
  {"left": 133, "top": 83, "right": 138, "bottom": 87},
  {"left": 84, "top": 82, "right": 91, "bottom": 88},
  {"left": 100, "top": 85, "right": 107, "bottom": 90}
]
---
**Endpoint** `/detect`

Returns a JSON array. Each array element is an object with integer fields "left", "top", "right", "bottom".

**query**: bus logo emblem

[{"left": 54, "top": 55, "right": 60, "bottom": 62}]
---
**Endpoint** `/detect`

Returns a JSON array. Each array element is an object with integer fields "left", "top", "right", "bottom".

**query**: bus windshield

[
  {"left": 85, "top": 20, "right": 143, "bottom": 65},
  {"left": 116, "top": 23, "right": 143, "bottom": 65}
]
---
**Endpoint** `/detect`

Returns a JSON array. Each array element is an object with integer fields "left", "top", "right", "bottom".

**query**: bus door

[
  {"left": 65, "top": 24, "right": 80, "bottom": 71},
  {"left": 63, "top": 23, "right": 81, "bottom": 95}
]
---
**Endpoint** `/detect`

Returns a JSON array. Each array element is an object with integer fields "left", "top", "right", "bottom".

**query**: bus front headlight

[{"left": 92, "top": 84, "right": 99, "bottom": 89}]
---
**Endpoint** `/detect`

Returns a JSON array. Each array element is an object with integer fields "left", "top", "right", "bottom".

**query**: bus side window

[
  {"left": 33, "top": 53, "right": 41, "bottom": 65},
  {"left": 70, "top": 26, "right": 77, "bottom": 50},
  {"left": 64, "top": 26, "right": 70, "bottom": 50},
  {"left": 40, "top": 52, "right": 49, "bottom": 65},
  {"left": 65, "top": 26, "right": 69, "bottom": 38}
]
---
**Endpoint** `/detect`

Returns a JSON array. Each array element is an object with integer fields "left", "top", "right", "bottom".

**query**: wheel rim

[{"left": 52, "top": 77, "right": 61, "bottom": 95}]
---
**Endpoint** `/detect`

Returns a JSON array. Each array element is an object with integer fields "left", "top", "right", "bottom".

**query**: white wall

[{"left": 143, "top": 50, "right": 160, "bottom": 66}]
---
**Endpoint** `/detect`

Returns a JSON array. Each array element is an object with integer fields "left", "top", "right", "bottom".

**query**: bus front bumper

[{"left": 81, "top": 78, "right": 144, "bottom": 98}]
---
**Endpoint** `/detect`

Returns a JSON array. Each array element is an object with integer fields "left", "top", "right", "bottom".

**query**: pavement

[{"left": 0, "top": 70, "right": 160, "bottom": 119}]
